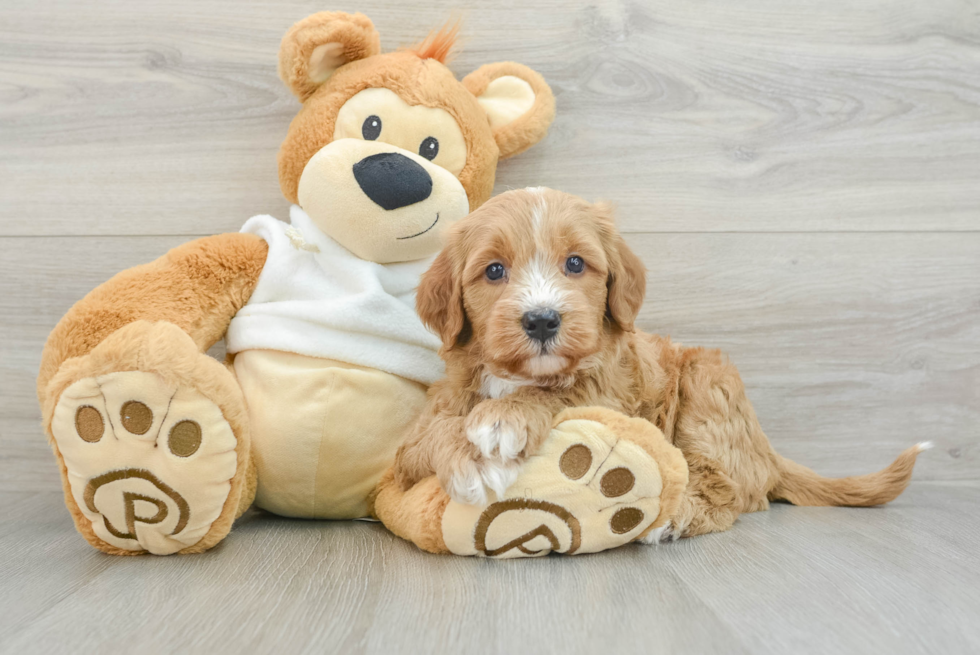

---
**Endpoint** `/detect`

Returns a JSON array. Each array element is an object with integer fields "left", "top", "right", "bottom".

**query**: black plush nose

[
  {"left": 353, "top": 152, "right": 433, "bottom": 210},
  {"left": 522, "top": 309, "right": 561, "bottom": 343}
]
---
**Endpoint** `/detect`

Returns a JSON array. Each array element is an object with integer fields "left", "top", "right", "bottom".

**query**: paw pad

[
  {"left": 74, "top": 406, "right": 104, "bottom": 443},
  {"left": 599, "top": 466, "right": 635, "bottom": 497},
  {"left": 474, "top": 499, "right": 581, "bottom": 557},
  {"left": 120, "top": 400, "right": 153, "bottom": 435},
  {"left": 558, "top": 444, "right": 591, "bottom": 479},
  {"left": 443, "top": 417, "right": 667, "bottom": 558},
  {"left": 168, "top": 420, "right": 202, "bottom": 457},
  {"left": 52, "top": 371, "right": 239, "bottom": 554},
  {"left": 83, "top": 469, "right": 190, "bottom": 540},
  {"left": 610, "top": 507, "right": 644, "bottom": 534}
]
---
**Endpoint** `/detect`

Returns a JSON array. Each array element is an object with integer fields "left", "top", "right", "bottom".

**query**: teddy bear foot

[
  {"left": 45, "top": 321, "right": 252, "bottom": 555},
  {"left": 375, "top": 407, "right": 689, "bottom": 558},
  {"left": 441, "top": 408, "right": 688, "bottom": 558}
]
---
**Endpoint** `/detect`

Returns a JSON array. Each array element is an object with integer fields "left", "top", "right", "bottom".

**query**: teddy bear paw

[
  {"left": 50, "top": 371, "right": 239, "bottom": 555},
  {"left": 441, "top": 414, "right": 674, "bottom": 558}
]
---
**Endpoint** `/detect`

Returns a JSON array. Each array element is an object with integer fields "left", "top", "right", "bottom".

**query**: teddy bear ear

[
  {"left": 462, "top": 62, "right": 556, "bottom": 159},
  {"left": 278, "top": 11, "right": 382, "bottom": 101}
]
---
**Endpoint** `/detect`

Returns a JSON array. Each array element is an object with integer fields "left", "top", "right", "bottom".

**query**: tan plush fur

[
  {"left": 43, "top": 321, "right": 254, "bottom": 555},
  {"left": 276, "top": 13, "right": 555, "bottom": 212},
  {"left": 406, "top": 20, "right": 461, "bottom": 65},
  {"left": 37, "top": 233, "right": 268, "bottom": 400},
  {"left": 279, "top": 12, "right": 382, "bottom": 101},
  {"left": 394, "top": 188, "right": 926, "bottom": 539},
  {"left": 462, "top": 62, "right": 557, "bottom": 160}
]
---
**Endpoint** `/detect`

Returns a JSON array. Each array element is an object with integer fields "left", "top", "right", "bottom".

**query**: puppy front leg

[
  {"left": 463, "top": 391, "right": 564, "bottom": 491},
  {"left": 394, "top": 413, "right": 464, "bottom": 491},
  {"left": 397, "top": 390, "right": 567, "bottom": 506},
  {"left": 394, "top": 413, "right": 503, "bottom": 506}
]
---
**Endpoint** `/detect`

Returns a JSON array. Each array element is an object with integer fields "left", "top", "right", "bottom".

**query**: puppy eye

[
  {"left": 485, "top": 262, "right": 506, "bottom": 281},
  {"left": 565, "top": 256, "right": 586, "bottom": 275},
  {"left": 362, "top": 116, "right": 382, "bottom": 140},
  {"left": 419, "top": 137, "right": 439, "bottom": 161}
]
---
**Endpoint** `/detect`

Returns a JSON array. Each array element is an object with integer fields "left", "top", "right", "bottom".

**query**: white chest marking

[{"left": 479, "top": 370, "right": 533, "bottom": 399}]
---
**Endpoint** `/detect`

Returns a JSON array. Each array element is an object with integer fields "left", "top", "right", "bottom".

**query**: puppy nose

[
  {"left": 522, "top": 309, "right": 561, "bottom": 343},
  {"left": 353, "top": 152, "right": 433, "bottom": 210}
]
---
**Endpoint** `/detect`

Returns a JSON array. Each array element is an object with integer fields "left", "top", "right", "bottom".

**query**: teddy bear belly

[{"left": 233, "top": 349, "right": 427, "bottom": 519}]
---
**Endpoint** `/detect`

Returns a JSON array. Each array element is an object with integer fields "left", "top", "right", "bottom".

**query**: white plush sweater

[{"left": 225, "top": 205, "right": 444, "bottom": 385}]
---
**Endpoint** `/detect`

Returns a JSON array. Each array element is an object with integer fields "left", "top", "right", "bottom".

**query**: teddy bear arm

[{"left": 37, "top": 233, "right": 268, "bottom": 406}]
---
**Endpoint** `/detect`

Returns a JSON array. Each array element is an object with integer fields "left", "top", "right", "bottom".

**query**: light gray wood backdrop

[{"left": 5, "top": 0, "right": 977, "bottom": 490}]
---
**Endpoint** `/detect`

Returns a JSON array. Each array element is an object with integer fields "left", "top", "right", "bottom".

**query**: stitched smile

[{"left": 397, "top": 213, "right": 439, "bottom": 240}]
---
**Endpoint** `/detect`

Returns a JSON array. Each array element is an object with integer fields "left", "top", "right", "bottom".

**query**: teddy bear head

[{"left": 276, "top": 12, "right": 556, "bottom": 264}]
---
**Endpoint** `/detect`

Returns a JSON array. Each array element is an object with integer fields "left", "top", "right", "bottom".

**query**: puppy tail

[{"left": 769, "top": 442, "right": 932, "bottom": 507}]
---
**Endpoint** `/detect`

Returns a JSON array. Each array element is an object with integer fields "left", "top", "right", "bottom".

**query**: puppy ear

[
  {"left": 596, "top": 202, "right": 646, "bottom": 332},
  {"left": 462, "top": 62, "right": 556, "bottom": 159},
  {"left": 279, "top": 12, "right": 381, "bottom": 101},
  {"left": 417, "top": 245, "right": 467, "bottom": 352}
]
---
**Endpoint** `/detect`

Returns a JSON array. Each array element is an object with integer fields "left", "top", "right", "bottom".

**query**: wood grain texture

[
  {"left": 0, "top": 484, "right": 977, "bottom": 654},
  {"left": 1, "top": 0, "right": 979, "bottom": 652},
  {"left": 1, "top": 0, "right": 979, "bottom": 236}
]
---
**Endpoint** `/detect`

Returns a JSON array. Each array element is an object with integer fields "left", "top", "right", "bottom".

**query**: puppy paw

[
  {"left": 638, "top": 521, "right": 679, "bottom": 545},
  {"left": 464, "top": 401, "right": 528, "bottom": 463},
  {"left": 445, "top": 457, "right": 487, "bottom": 506},
  {"left": 479, "top": 461, "right": 521, "bottom": 499},
  {"left": 444, "top": 455, "right": 520, "bottom": 506}
]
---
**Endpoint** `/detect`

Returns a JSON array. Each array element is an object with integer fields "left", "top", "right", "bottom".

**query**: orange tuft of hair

[{"left": 407, "top": 19, "right": 462, "bottom": 64}]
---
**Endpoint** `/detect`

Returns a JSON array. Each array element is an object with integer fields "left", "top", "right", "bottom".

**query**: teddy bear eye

[
  {"left": 485, "top": 262, "right": 506, "bottom": 281},
  {"left": 362, "top": 115, "right": 382, "bottom": 141},
  {"left": 565, "top": 256, "right": 585, "bottom": 275},
  {"left": 419, "top": 137, "right": 439, "bottom": 161}
]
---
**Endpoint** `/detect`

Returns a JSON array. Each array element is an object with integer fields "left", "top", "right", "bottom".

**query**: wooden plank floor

[
  {"left": 1, "top": 484, "right": 978, "bottom": 654},
  {"left": 1, "top": 0, "right": 979, "bottom": 653}
]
